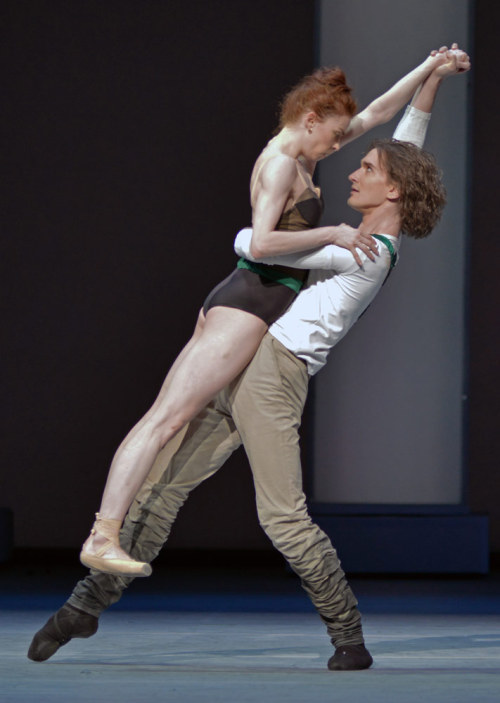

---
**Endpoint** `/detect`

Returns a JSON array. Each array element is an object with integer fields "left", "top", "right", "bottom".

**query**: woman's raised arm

[{"left": 339, "top": 46, "right": 458, "bottom": 147}]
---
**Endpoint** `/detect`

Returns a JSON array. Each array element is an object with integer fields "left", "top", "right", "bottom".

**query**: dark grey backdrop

[{"left": 2, "top": 0, "right": 499, "bottom": 554}]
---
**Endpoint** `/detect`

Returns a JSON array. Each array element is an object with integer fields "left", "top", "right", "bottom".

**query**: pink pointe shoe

[{"left": 80, "top": 513, "right": 152, "bottom": 577}]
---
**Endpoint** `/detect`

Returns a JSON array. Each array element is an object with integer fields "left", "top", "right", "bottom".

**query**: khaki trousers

[{"left": 69, "top": 333, "right": 364, "bottom": 647}]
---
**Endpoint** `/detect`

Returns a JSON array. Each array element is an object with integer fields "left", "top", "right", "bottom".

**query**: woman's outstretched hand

[{"left": 328, "top": 224, "right": 379, "bottom": 267}]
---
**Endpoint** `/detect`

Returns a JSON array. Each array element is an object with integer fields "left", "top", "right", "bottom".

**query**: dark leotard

[{"left": 203, "top": 178, "right": 324, "bottom": 325}]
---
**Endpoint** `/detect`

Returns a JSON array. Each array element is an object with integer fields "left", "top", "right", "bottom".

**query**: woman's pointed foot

[{"left": 80, "top": 513, "right": 152, "bottom": 577}]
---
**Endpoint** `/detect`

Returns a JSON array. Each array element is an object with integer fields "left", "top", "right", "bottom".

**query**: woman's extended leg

[{"left": 80, "top": 306, "right": 267, "bottom": 575}]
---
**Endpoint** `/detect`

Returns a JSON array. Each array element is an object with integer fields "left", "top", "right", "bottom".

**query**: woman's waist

[
  {"left": 236, "top": 258, "right": 307, "bottom": 293},
  {"left": 264, "top": 263, "right": 307, "bottom": 280},
  {"left": 237, "top": 258, "right": 306, "bottom": 279}
]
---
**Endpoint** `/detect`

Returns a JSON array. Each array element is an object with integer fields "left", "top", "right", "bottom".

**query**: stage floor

[{"left": 1, "top": 557, "right": 500, "bottom": 702}]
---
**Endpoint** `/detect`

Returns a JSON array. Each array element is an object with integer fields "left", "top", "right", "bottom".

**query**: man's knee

[{"left": 258, "top": 506, "right": 313, "bottom": 549}]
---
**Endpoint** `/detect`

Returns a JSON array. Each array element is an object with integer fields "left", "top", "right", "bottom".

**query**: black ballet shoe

[
  {"left": 327, "top": 644, "right": 373, "bottom": 671},
  {"left": 27, "top": 604, "right": 99, "bottom": 661}
]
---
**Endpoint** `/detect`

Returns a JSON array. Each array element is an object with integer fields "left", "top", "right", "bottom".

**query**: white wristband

[{"left": 392, "top": 105, "right": 431, "bottom": 149}]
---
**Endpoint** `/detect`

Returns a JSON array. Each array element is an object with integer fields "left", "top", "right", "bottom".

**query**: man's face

[{"left": 347, "top": 148, "right": 397, "bottom": 212}]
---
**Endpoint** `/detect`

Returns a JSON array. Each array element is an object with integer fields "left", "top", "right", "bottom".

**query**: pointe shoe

[
  {"left": 80, "top": 513, "right": 152, "bottom": 577},
  {"left": 27, "top": 604, "right": 98, "bottom": 661}
]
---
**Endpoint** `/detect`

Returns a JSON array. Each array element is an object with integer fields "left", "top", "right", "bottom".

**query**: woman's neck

[{"left": 269, "top": 126, "right": 305, "bottom": 159}]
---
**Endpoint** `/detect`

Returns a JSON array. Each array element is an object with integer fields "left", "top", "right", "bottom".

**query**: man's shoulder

[{"left": 306, "top": 241, "right": 397, "bottom": 288}]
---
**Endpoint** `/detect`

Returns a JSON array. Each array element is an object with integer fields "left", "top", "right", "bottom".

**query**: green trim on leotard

[{"left": 236, "top": 258, "right": 305, "bottom": 294}]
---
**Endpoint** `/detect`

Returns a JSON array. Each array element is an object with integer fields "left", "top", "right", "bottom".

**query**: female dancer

[{"left": 80, "top": 51, "right": 452, "bottom": 576}]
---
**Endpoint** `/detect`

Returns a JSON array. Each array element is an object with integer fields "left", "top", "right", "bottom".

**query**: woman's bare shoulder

[{"left": 252, "top": 151, "right": 297, "bottom": 190}]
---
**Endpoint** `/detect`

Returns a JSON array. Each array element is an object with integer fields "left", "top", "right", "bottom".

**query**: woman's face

[{"left": 305, "top": 113, "right": 351, "bottom": 161}]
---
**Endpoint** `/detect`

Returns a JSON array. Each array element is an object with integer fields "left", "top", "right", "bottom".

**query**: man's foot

[
  {"left": 327, "top": 644, "right": 373, "bottom": 671},
  {"left": 27, "top": 604, "right": 98, "bottom": 661}
]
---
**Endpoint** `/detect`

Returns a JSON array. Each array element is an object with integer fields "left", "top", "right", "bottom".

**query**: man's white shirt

[{"left": 234, "top": 106, "right": 429, "bottom": 375}]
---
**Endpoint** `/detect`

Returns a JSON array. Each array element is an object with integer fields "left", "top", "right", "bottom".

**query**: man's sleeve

[
  {"left": 392, "top": 105, "right": 431, "bottom": 148},
  {"left": 233, "top": 228, "right": 352, "bottom": 270}
]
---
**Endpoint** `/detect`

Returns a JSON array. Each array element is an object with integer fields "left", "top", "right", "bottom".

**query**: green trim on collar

[{"left": 372, "top": 234, "right": 398, "bottom": 269}]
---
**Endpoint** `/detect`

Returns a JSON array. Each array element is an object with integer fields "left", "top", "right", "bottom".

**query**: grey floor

[{"left": 1, "top": 559, "right": 500, "bottom": 702}]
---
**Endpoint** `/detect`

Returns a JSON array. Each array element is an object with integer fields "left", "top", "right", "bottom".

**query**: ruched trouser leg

[
  {"left": 226, "top": 334, "right": 364, "bottom": 647},
  {"left": 69, "top": 331, "right": 364, "bottom": 647},
  {"left": 68, "top": 404, "right": 241, "bottom": 616}
]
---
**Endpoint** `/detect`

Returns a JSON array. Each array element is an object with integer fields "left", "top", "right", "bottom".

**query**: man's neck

[{"left": 358, "top": 204, "right": 401, "bottom": 238}]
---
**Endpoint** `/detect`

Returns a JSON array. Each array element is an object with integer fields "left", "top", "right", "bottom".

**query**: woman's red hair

[{"left": 279, "top": 67, "right": 357, "bottom": 127}]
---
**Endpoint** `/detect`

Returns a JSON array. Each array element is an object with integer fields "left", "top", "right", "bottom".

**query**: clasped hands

[{"left": 428, "top": 42, "right": 471, "bottom": 76}]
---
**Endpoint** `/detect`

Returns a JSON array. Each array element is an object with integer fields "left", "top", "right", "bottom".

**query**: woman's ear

[{"left": 304, "top": 111, "right": 319, "bottom": 132}]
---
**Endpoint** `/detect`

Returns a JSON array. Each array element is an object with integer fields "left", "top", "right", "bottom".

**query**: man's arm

[
  {"left": 235, "top": 228, "right": 349, "bottom": 270},
  {"left": 411, "top": 47, "right": 470, "bottom": 112},
  {"left": 393, "top": 46, "right": 470, "bottom": 147}
]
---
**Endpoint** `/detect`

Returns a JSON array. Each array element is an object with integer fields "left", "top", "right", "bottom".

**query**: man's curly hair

[{"left": 369, "top": 139, "right": 447, "bottom": 239}]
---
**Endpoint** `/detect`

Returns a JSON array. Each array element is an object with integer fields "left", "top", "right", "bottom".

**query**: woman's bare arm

[
  {"left": 249, "top": 154, "right": 376, "bottom": 264},
  {"left": 339, "top": 47, "right": 455, "bottom": 148}
]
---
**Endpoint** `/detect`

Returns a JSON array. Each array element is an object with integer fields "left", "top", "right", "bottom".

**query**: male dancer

[{"left": 28, "top": 50, "right": 469, "bottom": 670}]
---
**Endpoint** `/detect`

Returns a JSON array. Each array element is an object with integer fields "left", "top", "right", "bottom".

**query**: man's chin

[{"left": 347, "top": 196, "right": 361, "bottom": 212}]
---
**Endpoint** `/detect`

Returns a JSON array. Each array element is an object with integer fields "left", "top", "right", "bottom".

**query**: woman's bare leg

[
  {"left": 81, "top": 306, "right": 267, "bottom": 572},
  {"left": 156, "top": 308, "right": 207, "bottom": 392},
  {"left": 79, "top": 313, "right": 208, "bottom": 575}
]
